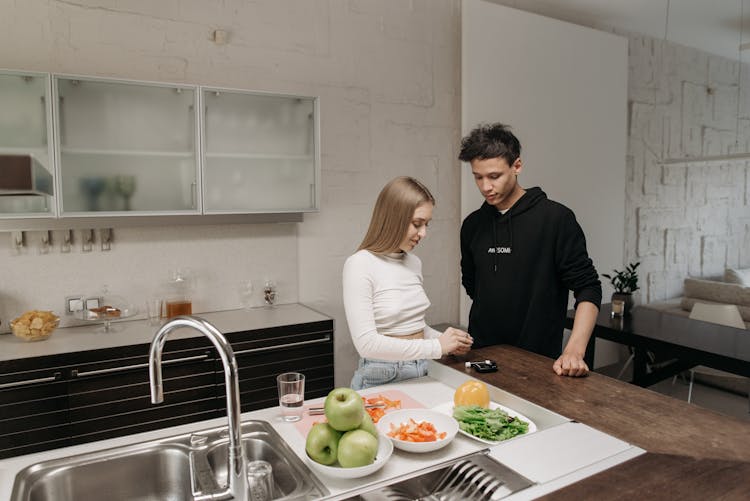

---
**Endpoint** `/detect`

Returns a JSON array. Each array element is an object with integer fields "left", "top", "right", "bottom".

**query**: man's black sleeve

[{"left": 555, "top": 209, "right": 602, "bottom": 309}]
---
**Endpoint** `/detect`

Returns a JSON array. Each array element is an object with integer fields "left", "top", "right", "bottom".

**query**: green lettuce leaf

[{"left": 452, "top": 405, "right": 529, "bottom": 441}]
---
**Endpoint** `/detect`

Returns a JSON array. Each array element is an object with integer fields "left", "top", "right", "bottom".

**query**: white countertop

[
  {"left": 0, "top": 361, "right": 644, "bottom": 500},
  {"left": 0, "top": 303, "right": 331, "bottom": 362},
  {"left": 0, "top": 376, "right": 483, "bottom": 500}
]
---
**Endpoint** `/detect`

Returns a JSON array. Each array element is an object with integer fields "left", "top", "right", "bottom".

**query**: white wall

[
  {"left": 625, "top": 34, "right": 750, "bottom": 301},
  {"left": 0, "top": 0, "right": 462, "bottom": 386},
  {"left": 461, "top": 0, "right": 628, "bottom": 367}
]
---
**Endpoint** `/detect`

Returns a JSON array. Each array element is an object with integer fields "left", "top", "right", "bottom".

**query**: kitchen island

[
  {"left": 0, "top": 345, "right": 643, "bottom": 501},
  {"left": 0, "top": 341, "right": 747, "bottom": 499},
  {"left": 440, "top": 345, "right": 750, "bottom": 499}
]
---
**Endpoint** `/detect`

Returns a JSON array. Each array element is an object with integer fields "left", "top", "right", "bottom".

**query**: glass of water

[
  {"left": 247, "top": 460, "right": 274, "bottom": 501},
  {"left": 276, "top": 372, "right": 305, "bottom": 422}
]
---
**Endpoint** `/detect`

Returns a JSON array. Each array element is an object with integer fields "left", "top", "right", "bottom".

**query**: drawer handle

[
  {"left": 71, "top": 353, "right": 210, "bottom": 378},
  {"left": 234, "top": 334, "right": 331, "bottom": 356},
  {"left": 0, "top": 371, "right": 62, "bottom": 389}
]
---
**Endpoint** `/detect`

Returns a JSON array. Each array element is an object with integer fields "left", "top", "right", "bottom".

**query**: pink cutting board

[{"left": 293, "top": 388, "right": 426, "bottom": 437}]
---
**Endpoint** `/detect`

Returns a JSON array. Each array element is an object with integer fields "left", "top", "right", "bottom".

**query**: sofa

[
  {"left": 642, "top": 267, "right": 750, "bottom": 396},
  {"left": 643, "top": 267, "right": 750, "bottom": 329}
]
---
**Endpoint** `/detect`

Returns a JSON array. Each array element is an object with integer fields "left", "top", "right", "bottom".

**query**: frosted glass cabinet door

[
  {"left": 202, "top": 89, "right": 317, "bottom": 213},
  {"left": 0, "top": 71, "right": 55, "bottom": 216},
  {"left": 55, "top": 77, "right": 199, "bottom": 215}
]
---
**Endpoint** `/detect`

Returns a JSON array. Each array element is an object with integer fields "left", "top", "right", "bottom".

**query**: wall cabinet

[
  {"left": 202, "top": 89, "right": 317, "bottom": 213},
  {"left": 0, "top": 71, "right": 55, "bottom": 217},
  {"left": 55, "top": 77, "right": 200, "bottom": 216},
  {"left": 0, "top": 319, "right": 333, "bottom": 459},
  {"left": 0, "top": 69, "right": 319, "bottom": 223}
]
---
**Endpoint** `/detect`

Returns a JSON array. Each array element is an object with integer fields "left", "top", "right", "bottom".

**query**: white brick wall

[
  {"left": 0, "top": 0, "right": 462, "bottom": 386},
  {"left": 626, "top": 34, "right": 750, "bottom": 302}
]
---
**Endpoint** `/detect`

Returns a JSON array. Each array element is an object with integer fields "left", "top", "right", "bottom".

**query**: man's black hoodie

[{"left": 460, "top": 187, "right": 601, "bottom": 358}]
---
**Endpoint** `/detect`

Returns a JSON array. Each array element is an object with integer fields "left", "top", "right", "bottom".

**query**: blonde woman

[{"left": 344, "top": 176, "right": 473, "bottom": 390}]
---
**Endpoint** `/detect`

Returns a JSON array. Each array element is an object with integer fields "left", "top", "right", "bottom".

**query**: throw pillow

[{"left": 724, "top": 268, "right": 750, "bottom": 286}]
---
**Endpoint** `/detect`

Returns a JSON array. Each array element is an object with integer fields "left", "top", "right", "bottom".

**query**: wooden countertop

[{"left": 439, "top": 345, "right": 750, "bottom": 498}]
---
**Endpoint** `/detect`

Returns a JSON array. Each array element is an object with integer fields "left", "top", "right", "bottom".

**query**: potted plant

[{"left": 602, "top": 262, "right": 640, "bottom": 314}]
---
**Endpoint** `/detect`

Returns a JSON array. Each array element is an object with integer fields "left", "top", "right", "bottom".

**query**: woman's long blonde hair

[{"left": 358, "top": 176, "right": 435, "bottom": 254}]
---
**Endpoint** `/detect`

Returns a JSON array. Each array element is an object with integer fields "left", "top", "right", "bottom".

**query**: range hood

[{"left": 0, "top": 154, "right": 54, "bottom": 196}]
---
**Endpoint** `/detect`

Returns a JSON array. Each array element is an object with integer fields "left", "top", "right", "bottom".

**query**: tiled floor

[
  {"left": 649, "top": 376, "right": 749, "bottom": 422},
  {"left": 596, "top": 363, "right": 750, "bottom": 422}
]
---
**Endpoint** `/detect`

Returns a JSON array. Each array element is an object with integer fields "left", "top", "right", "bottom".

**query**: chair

[{"left": 686, "top": 303, "right": 748, "bottom": 409}]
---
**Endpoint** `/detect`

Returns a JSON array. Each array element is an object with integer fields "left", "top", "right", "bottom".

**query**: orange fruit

[{"left": 454, "top": 380, "right": 490, "bottom": 408}]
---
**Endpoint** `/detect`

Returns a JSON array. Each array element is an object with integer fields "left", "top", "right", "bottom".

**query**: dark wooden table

[
  {"left": 439, "top": 345, "right": 750, "bottom": 500},
  {"left": 565, "top": 303, "right": 750, "bottom": 387}
]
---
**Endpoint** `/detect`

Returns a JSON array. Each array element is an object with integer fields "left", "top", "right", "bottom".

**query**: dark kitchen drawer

[
  {"left": 0, "top": 315, "right": 334, "bottom": 458},
  {"left": 69, "top": 397, "right": 218, "bottom": 438}
]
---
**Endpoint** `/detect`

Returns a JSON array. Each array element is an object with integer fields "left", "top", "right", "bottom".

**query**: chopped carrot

[
  {"left": 362, "top": 394, "right": 402, "bottom": 423},
  {"left": 386, "top": 418, "right": 447, "bottom": 442}
]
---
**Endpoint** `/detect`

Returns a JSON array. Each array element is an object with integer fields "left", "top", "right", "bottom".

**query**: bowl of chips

[{"left": 10, "top": 310, "right": 60, "bottom": 341}]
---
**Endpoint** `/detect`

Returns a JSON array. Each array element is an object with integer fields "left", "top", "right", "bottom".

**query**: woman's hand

[{"left": 438, "top": 327, "right": 473, "bottom": 355}]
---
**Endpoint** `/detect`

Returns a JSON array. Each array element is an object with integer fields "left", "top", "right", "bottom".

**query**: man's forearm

[{"left": 563, "top": 301, "right": 598, "bottom": 357}]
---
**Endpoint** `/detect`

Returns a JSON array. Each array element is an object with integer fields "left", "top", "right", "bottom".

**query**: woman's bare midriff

[{"left": 383, "top": 330, "right": 424, "bottom": 340}]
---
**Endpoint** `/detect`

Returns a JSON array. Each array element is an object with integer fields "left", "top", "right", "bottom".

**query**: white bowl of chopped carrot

[{"left": 376, "top": 409, "right": 459, "bottom": 453}]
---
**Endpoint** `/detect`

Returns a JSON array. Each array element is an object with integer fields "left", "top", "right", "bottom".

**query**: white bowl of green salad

[{"left": 432, "top": 401, "right": 536, "bottom": 444}]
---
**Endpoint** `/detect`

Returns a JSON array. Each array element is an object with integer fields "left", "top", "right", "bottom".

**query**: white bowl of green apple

[{"left": 304, "top": 387, "right": 394, "bottom": 479}]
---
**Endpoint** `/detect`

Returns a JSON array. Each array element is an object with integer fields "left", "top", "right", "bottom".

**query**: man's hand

[{"left": 552, "top": 352, "right": 589, "bottom": 377}]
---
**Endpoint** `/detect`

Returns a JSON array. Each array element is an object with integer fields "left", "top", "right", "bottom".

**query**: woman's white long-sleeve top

[{"left": 343, "top": 249, "right": 442, "bottom": 360}]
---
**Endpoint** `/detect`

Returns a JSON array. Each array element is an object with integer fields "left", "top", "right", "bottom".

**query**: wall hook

[
  {"left": 100, "top": 228, "right": 113, "bottom": 251},
  {"left": 81, "top": 229, "right": 94, "bottom": 252},
  {"left": 10, "top": 231, "right": 25, "bottom": 253},
  {"left": 61, "top": 230, "right": 72, "bottom": 253},
  {"left": 39, "top": 230, "right": 51, "bottom": 255}
]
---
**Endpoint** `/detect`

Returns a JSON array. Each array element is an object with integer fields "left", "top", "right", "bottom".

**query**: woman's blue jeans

[{"left": 350, "top": 357, "right": 428, "bottom": 391}]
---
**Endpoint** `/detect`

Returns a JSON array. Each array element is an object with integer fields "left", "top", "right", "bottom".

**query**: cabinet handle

[
  {"left": 71, "top": 353, "right": 210, "bottom": 378},
  {"left": 0, "top": 371, "right": 62, "bottom": 389},
  {"left": 191, "top": 181, "right": 197, "bottom": 209},
  {"left": 234, "top": 334, "right": 331, "bottom": 356},
  {"left": 40, "top": 95, "right": 47, "bottom": 145}
]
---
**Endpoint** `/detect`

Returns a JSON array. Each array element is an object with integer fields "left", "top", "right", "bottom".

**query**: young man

[{"left": 458, "top": 123, "right": 601, "bottom": 377}]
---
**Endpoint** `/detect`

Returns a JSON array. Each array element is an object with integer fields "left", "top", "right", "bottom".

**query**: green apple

[
  {"left": 305, "top": 423, "right": 342, "bottom": 466},
  {"left": 337, "top": 429, "right": 379, "bottom": 468},
  {"left": 324, "top": 387, "right": 365, "bottom": 431},
  {"left": 357, "top": 411, "right": 379, "bottom": 438}
]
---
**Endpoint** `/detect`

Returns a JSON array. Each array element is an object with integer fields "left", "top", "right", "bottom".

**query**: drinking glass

[
  {"left": 238, "top": 280, "right": 254, "bottom": 310},
  {"left": 246, "top": 460, "right": 274, "bottom": 501},
  {"left": 263, "top": 280, "right": 277, "bottom": 306},
  {"left": 611, "top": 299, "right": 625, "bottom": 317},
  {"left": 115, "top": 175, "right": 137, "bottom": 211},
  {"left": 146, "top": 298, "right": 163, "bottom": 326},
  {"left": 276, "top": 372, "right": 304, "bottom": 422}
]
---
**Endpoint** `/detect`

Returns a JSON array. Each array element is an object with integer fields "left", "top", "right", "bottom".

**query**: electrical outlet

[
  {"left": 85, "top": 297, "right": 102, "bottom": 310},
  {"left": 65, "top": 295, "right": 85, "bottom": 314}
]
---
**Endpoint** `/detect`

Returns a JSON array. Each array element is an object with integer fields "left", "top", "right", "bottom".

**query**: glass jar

[{"left": 165, "top": 269, "right": 193, "bottom": 319}]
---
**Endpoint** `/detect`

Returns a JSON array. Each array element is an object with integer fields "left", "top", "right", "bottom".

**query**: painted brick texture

[{"left": 626, "top": 35, "right": 750, "bottom": 302}]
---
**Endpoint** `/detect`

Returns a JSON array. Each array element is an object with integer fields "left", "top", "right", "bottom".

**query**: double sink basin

[{"left": 10, "top": 420, "right": 329, "bottom": 501}]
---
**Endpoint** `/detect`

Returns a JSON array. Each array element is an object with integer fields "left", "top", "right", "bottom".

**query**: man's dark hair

[{"left": 458, "top": 123, "right": 522, "bottom": 165}]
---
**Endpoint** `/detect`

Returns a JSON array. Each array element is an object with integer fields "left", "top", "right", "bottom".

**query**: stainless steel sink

[
  {"left": 10, "top": 441, "right": 192, "bottom": 501},
  {"left": 194, "top": 421, "right": 327, "bottom": 500},
  {"left": 10, "top": 420, "right": 328, "bottom": 501}
]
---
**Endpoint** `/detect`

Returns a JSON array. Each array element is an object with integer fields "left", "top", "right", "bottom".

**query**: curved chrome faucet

[{"left": 149, "top": 316, "right": 248, "bottom": 501}]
